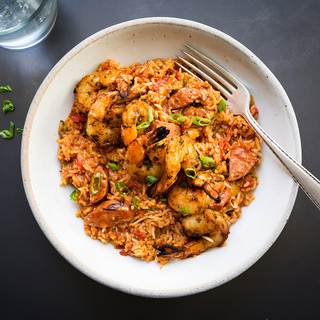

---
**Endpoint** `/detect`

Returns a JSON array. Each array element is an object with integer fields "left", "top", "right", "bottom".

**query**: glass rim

[{"left": 0, "top": 0, "right": 50, "bottom": 36}]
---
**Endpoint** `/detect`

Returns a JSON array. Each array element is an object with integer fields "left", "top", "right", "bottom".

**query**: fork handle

[{"left": 244, "top": 110, "right": 320, "bottom": 210}]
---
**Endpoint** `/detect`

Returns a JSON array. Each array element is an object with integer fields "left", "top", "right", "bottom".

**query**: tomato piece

[
  {"left": 74, "top": 156, "right": 84, "bottom": 171},
  {"left": 70, "top": 113, "right": 86, "bottom": 123},
  {"left": 241, "top": 175, "right": 256, "bottom": 190},
  {"left": 135, "top": 229, "right": 145, "bottom": 240},
  {"left": 250, "top": 105, "right": 259, "bottom": 119},
  {"left": 99, "top": 59, "right": 111, "bottom": 71}
]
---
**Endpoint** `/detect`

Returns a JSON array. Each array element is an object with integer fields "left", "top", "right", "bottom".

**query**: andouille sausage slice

[
  {"left": 168, "top": 88, "right": 201, "bottom": 109},
  {"left": 90, "top": 166, "right": 109, "bottom": 204},
  {"left": 228, "top": 147, "right": 257, "bottom": 181},
  {"left": 84, "top": 200, "right": 135, "bottom": 228}
]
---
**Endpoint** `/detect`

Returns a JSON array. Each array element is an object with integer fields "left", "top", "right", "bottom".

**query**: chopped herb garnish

[
  {"left": 2, "top": 100, "right": 14, "bottom": 113},
  {"left": 16, "top": 128, "right": 23, "bottom": 134},
  {"left": 0, "top": 121, "right": 14, "bottom": 139},
  {"left": 70, "top": 189, "right": 79, "bottom": 201},
  {"left": 91, "top": 172, "right": 101, "bottom": 194},
  {"left": 59, "top": 120, "right": 68, "bottom": 135},
  {"left": 0, "top": 85, "right": 12, "bottom": 92},
  {"left": 251, "top": 173, "right": 258, "bottom": 180},
  {"left": 137, "top": 107, "right": 154, "bottom": 130},
  {"left": 199, "top": 155, "right": 216, "bottom": 168},
  {"left": 197, "top": 219, "right": 201, "bottom": 223},
  {"left": 115, "top": 181, "right": 130, "bottom": 195},
  {"left": 145, "top": 175, "right": 158, "bottom": 187},
  {"left": 218, "top": 99, "right": 226, "bottom": 112},
  {"left": 192, "top": 116, "right": 211, "bottom": 127},
  {"left": 169, "top": 114, "right": 185, "bottom": 123},
  {"left": 133, "top": 197, "right": 141, "bottom": 210},
  {"left": 108, "top": 163, "right": 119, "bottom": 171},
  {"left": 180, "top": 206, "right": 190, "bottom": 216},
  {"left": 160, "top": 198, "right": 167, "bottom": 202},
  {"left": 185, "top": 167, "right": 196, "bottom": 179},
  {"left": 183, "top": 78, "right": 188, "bottom": 86}
]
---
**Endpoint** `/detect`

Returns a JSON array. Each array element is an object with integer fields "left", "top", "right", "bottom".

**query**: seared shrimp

[
  {"left": 167, "top": 173, "right": 232, "bottom": 213},
  {"left": 155, "top": 209, "right": 229, "bottom": 259},
  {"left": 86, "top": 114, "right": 121, "bottom": 146},
  {"left": 88, "top": 90, "right": 118, "bottom": 122},
  {"left": 126, "top": 126, "right": 170, "bottom": 164},
  {"left": 86, "top": 94, "right": 126, "bottom": 146},
  {"left": 74, "top": 69, "right": 137, "bottom": 115},
  {"left": 74, "top": 73, "right": 101, "bottom": 114},
  {"left": 152, "top": 134, "right": 201, "bottom": 195},
  {"left": 121, "top": 99, "right": 151, "bottom": 146}
]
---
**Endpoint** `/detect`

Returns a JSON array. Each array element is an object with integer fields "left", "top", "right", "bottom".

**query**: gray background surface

[{"left": 1, "top": 0, "right": 320, "bottom": 318}]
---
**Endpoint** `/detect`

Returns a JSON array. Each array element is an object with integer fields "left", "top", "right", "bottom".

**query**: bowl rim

[{"left": 21, "top": 17, "right": 301, "bottom": 298}]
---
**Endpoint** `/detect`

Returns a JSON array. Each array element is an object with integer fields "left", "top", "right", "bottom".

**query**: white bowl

[{"left": 21, "top": 17, "right": 301, "bottom": 297}]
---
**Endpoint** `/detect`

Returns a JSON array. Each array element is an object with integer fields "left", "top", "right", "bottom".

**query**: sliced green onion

[
  {"left": 183, "top": 78, "right": 188, "bottom": 86},
  {"left": 2, "top": 100, "right": 14, "bottom": 113},
  {"left": 192, "top": 116, "right": 211, "bottom": 127},
  {"left": 218, "top": 99, "right": 226, "bottom": 112},
  {"left": 91, "top": 172, "right": 101, "bottom": 194},
  {"left": 59, "top": 120, "right": 68, "bottom": 135},
  {"left": 70, "top": 189, "right": 79, "bottom": 201},
  {"left": 0, "top": 121, "right": 14, "bottom": 139},
  {"left": 115, "top": 181, "right": 130, "bottom": 195},
  {"left": 148, "top": 106, "right": 154, "bottom": 122},
  {"left": 180, "top": 206, "right": 190, "bottom": 216},
  {"left": 137, "top": 107, "right": 154, "bottom": 130},
  {"left": 0, "top": 85, "right": 12, "bottom": 92},
  {"left": 108, "top": 163, "right": 119, "bottom": 171},
  {"left": 133, "top": 197, "right": 141, "bottom": 210},
  {"left": 136, "top": 121, "right": 150, "bottom": 130},
  {"left": 16, "top": 128, "right": 23, "bottom": 134},
  {"left": 251, "top": 173, "right": 258, "bottom": 180},
  {"left": 169, "top": 114, "right": 185, "bottom": 123},
  {"left": 145, "top": 175, "right": 158, "bottom": 187},
  {"left": 160, "top": 198, "right": 167, "bottom": 202},
  {"left": 185, "top": 167, "right": 196, "bottom": 179},
  {"left": 199, "top": 155, "right": 216, "bottom": 168}
]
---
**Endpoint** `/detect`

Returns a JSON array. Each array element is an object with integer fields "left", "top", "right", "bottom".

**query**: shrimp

[
  {"left": 84, "top": 200, "right": 135, "bottom": 228},
  {"left": 86, "top": 94, "right": 126, "bottom": 146},
  {"left": 89, "top": 90, "right": 118, "bottom": 121},
  {"left": 121, "top": 99, "right": 151, "bottom": 146},
  {"left": 74, "top": 72, "right": 101, "bottom": 114},
  {"left": 126, "top": 126, "right": 170, "bottom": 164},
  {"left": 125, "top": 127, "right": 170, "bottom": 181},
  {"left": 151, "top": 134, "right": 201, "bottom": 195},
  {"left": 155, "top": 209, "right": 229, "bottom": 259},
  {"left": 167, "top": 173, "right": 232, "bottom": 213},
  {"left": 74, "top": 69, "right": 138, "bottom": 115},
  {"left": 86, "top": 114, "right": 121, "bottom": 146}
]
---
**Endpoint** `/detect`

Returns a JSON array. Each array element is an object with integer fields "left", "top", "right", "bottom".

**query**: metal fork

[{"left": 176, "top": 44, "right": 320, "bottom": 210}]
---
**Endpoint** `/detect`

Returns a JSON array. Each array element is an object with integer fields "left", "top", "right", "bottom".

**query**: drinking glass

[{"left": 0, "top": 0, "right": 58, "bottom": 50}]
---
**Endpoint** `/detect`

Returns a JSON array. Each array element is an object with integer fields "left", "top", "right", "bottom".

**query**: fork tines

[{"left": 175, "top": 44, "right": 241, "bottom": 99}]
